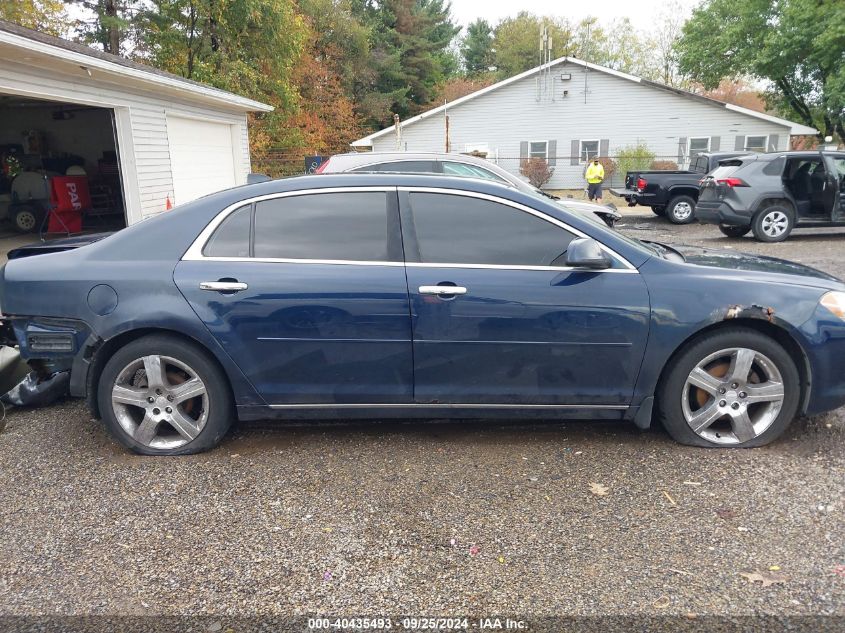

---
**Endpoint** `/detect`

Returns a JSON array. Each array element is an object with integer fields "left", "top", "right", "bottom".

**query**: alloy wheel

[
  {"left": 760, "top": 210, "right": 789, "bottom": 238},
  {"left": 111, "top": 354, "right": 208, "bottom": 450},
  {"left": 681, "top": 347, "right": 785, "bottom": 445}
]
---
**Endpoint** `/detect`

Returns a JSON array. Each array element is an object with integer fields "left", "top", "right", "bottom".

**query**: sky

[{"left": 448, "top": 0, "right": 699, "bottom": 31}]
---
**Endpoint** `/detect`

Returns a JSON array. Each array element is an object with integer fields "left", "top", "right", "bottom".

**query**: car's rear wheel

[
  {"left": 656, "top": 328, "right": 800, "bottom": 448},
  {"left": 751, "top": 204, "right": 794, "bottom": 242},
  {"left": 666, "top": 195, "right": 697, "bottom": 224},
  {"left": 98, "top": 334, "right": 233, "bottom": 455},
  {"left": 718, "top": 224, "right": 751, "bottom": 238}
]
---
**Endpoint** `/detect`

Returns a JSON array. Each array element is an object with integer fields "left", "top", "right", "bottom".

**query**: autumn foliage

[{"left": 520, "top": 158, "right": 555, "bottom": 188}]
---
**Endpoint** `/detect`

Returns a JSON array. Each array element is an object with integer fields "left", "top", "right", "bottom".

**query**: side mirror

[{"left": 565, "top": 237, "right": 612, "bottom": 270}]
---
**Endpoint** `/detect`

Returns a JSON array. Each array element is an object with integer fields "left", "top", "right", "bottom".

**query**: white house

[
  {"left": 352, "top": 57, "right": 817, "bottom": 189},
  {"left": 0, "top": 20, "right": 271, "bottom": 228}
]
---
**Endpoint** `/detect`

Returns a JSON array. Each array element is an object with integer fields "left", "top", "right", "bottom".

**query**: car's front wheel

[
  {"left": 666, "top": 195, "right": 697, "bottom": 224},
  {"left": 98, "top": 334, "right": 233, "bottom": 455},
  {"left": 718, "top": 224, "right": 751, "bottom": 238},
  {"left": 657, "top": 328, "right": 800, "bottom": 448}
]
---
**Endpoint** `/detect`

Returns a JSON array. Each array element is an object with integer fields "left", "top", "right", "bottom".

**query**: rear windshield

[
  {"left": 691, "top": 156, "right": 709, "bottom": 173},
  {"left": 709, "top": 161, "right": 743, "bottom": 179}
]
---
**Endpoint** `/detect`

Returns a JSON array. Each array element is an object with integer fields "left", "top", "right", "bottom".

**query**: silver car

[{"left": 315, "top": 152, "right": 622, "bottom": 227}]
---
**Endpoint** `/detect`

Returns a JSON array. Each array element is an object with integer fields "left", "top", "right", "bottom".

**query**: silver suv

[
  {"left": 315, "top": 152, "right": 622, "bottom": 227},
  {"left": 696, "top": 150, "right": 845, "bottom": 242}
]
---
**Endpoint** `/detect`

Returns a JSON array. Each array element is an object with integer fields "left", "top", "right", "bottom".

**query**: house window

[
  {"left": 580, "top": 140, "right": 599, "bottom": 163},
  {"left": 744, "top": 135, "right": 768, "bottom": 152},
  {"left": 688, "top": 137, "right": 711, "bottom": 158},
  {"left": 529, "top": 141, "right": 548, "bottom": 159}
]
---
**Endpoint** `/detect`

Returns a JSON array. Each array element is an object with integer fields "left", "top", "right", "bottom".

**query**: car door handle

[
  {"left": 199, "top": 281, "right": 248, "bottom": 292},
  {"left": 419, "top": 285, "right": 467, "bottom": 295}
]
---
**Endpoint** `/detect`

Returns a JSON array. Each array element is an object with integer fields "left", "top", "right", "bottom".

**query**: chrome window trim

[
  {"left": 182, "top": 186, "right": 395, "bottom": 262},
  {"left": 183, "top": 185, "right": 638, "bottom": 274},
  {"left": 399, "top": 186, "right": 637, "bottom": 271}
]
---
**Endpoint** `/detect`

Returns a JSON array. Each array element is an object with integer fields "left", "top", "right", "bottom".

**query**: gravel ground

[{"left": 0, "top": 210, "right": 843, "bottom": 627}]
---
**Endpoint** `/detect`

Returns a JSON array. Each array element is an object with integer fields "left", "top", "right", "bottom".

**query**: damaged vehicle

[{"left": 2, "top": 174, "right": 845, "bottom": 455}]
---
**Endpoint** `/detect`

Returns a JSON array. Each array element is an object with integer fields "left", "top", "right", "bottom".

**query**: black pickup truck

[{"left": 610, "top": 151, "right": 751, "bottom": 224}]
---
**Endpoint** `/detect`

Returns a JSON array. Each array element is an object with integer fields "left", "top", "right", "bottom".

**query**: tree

[
  {"left": 492, "top": 12, "right": 572, "bottom": 77},
  {"left": 461, "top": 18, "right": 493, "bottom": 76},
  {"left": 136, "top": 0, "right": 308, "bottom": 154},
  {"left": 700, "top": 79, "right": 766, "bottom": 112},
  {"left": 0, "top": 0, "right": 70, "bottom": 36},
  {"left": 352, "top": 0, "right": 460, "bottom": 126},
  {"left": 649, "top": 0, "right": 685, "bottom": 87},
  {"left": 676, "top": 0, "right": 845, "bottom": 141},
  {"left": 73, "top": 1, "right": 141, "bottom": 55}
]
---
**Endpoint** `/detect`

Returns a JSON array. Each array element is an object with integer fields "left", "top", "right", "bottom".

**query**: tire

[
  {"left": 13, "top": 207, "right": 39, "bottom": 233},
  {"left": 97, "top": 334, "right": 233, "bottom": 455},
  {"left": 751, "top": 204, "right": 794, "bottom": 242},
  {"left": 666, "top": 195, "right": 697, "bottom": 224},
  {"left": 651, "top": 206, "right": 666, "bottom": 216},
  {"left": 718, "top": 224, "right": 751, "bottom": 238},
  {"left": 656, "top": 327, "right": 800, "bottom": 448}
]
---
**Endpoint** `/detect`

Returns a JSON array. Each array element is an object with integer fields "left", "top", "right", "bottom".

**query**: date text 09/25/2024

[{"left": 307, "top": 617, "right": 527, "bottom": 630}]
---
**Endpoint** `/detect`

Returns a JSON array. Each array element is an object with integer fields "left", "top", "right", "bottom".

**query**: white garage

[{"left": 0, "top": 19, "right": 271, "bottom": 234}]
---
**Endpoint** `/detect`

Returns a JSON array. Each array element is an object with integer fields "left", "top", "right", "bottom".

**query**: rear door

[{"left": 174, "top": 188, "right": 414, "bottom": 405}]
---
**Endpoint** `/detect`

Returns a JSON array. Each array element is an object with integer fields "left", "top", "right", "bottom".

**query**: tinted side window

[
  {"left": 254, "top": 192, "right": 389, "bottom": 261},
  {"left": 351, "top": 161, "right": 437, "bottom": 174},
  {"left": 408, "top": 193, "right": 576, "bottom": 266},
  {"left": 203, "top": 205, "right": 251, "bottom": 257},
  {"left": 762, "top": 156, "right": 786, "bottom": 176}
]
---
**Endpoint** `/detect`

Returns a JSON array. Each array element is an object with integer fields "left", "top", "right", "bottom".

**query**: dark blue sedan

[{"left": 3, "top": 174, "right": 845, "bottom": 455}]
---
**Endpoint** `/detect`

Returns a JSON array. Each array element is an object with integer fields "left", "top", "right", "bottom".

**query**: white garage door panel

[{"left": 166, "top": 115, "right": 237, "bottom": 205}]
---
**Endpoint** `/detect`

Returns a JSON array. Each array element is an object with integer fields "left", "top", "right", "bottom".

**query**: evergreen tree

[{"left": 461, "top": 18, "right": 494, "bottom": 76}]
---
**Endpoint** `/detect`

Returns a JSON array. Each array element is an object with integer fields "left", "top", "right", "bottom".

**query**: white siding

[
  {"left": 0, "top": 57, "right": 253, "bottom": 221},
  {"left": 371, "top": 61, "right": 791, "bottom": 189}
]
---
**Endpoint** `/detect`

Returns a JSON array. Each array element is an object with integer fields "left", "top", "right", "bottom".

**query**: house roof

[
  {"left": 0, "top": 19, "right": 272, "bottom": 112},
  {"left": 351, "top": 57, "right": 817, "bottom": 146}
]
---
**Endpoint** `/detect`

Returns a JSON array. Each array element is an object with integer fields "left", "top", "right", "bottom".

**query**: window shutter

[
  {"left": 710, "top": 136, "right": 720, "bottom": 151},
  {"left": 548, "top": 140, "right": 557, "bottom": 166},
  {"left": 599, "top": 139, "right": 609, "bottom": 158},
  {"left": 519, "top": 141, "right": 529, "bottom": 159},
  {"left": 677, "top": 137, "right": 687, "bottom": 164},
  {"left": 734, "top": 136, "right": 745, "bottom": 151},
  {"left": 768, "top": 134, "right": 779, "bottom": 152},
  {"left": 570, "top": 140, "right": 579, "bottom": 165}
]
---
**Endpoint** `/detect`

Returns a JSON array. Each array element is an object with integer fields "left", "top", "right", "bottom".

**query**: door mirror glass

[{"left": 565, "top": 238, "right": 612, "bottom": 269}]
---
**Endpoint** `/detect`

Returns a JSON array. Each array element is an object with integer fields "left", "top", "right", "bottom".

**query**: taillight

[
  {"left": 716, "top": 177, "right": 748, "bottom": 188},
  {"left": 636, "top": 177, "right": 647, "bottom": 190},
  {"left": 314, "top": 158, "right": 330, "bottom": 174}
]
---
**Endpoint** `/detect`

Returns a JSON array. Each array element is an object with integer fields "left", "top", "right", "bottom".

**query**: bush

[
  {"left": 520, "top": 157, "right": 554, "bottom": 188},
  {"left": 616, "top": 143, "right": 656, "bottom": 177},
  {"left": 651, "top": 159, "right": 679, "bottom": 170}
]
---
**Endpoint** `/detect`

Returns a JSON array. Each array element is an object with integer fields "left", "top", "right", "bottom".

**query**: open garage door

[
  {"left": 166, "top": 115, "right": 237, "bottom": 206},
  {"left": 0, "top": 94, "right": 127, "bottom": 255}
]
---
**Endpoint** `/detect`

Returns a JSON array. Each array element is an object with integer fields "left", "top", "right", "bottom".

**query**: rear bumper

[
  {"left": 608, "top": 188, "right": 657, "bottom": 207},
  {"left": 695, "top": 200, "right": 752, "bottom": 226}
]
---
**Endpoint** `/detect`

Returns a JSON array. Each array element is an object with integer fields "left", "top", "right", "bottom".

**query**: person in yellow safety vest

[{"left": 585, "top": 158, "right": 605, "bottom": 202}]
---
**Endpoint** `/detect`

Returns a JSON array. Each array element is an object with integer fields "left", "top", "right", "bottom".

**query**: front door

[
  {"left": 399, "top": 190, "right": 651, "bottom": 406},
  {"left": 822, "top": 153, "right": 845, "bottom": 221},
  {"left": 174, "top": 188, "right": 413, "bottom": 405}
]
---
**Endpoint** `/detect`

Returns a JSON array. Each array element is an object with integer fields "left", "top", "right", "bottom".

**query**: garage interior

[{"left": 0, "top": 94, "right": 127, "bottom": 256}]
